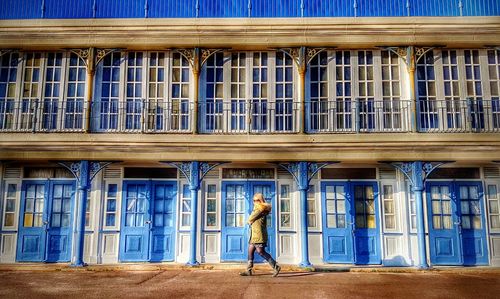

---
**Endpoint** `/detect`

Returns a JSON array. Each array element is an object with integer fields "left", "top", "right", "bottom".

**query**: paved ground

[{"left": 1, "top": 267, "right": 500, "bottom": 299}]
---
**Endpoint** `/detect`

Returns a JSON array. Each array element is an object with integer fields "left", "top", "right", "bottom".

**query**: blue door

[
  {"left": 322, "top": 182, "right": 354, "bottom": 263},
  {"left": 322, "top": 182, "right": 380, "bottom": 264},
  {"left": 150, "top": 182, "right": 177, "bottom": 262},
  {"left": 119, "top": 181, "right": 177, "bottom": 262},
  {"left": 427, "top": 182, "right": 489, "bottom": 265},
  {"left": 17, "top": 180, "right": 75, "bottom": 262},
  {"left": 352, "top": 182, "right": 381, "bottom": 264},
  {"left": 119, "top": 182, "right": 150, "bottom": 262},
  {"left": 221, "top": 181, "right": 276, "bottom": 262}
]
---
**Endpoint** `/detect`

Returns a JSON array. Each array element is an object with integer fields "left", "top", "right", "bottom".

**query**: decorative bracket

[
  {"left": 485, "top": 46, "right": 500, "bottom": 52},
  {"left": 381, "top": 46, "right": 439, "bottom": 71},
  {"left": 276, "top": 47, "right": 332, "bottom": 74},
  {"left": 176, "top": 48, "right": 225, "bottom": 74},
  {"left": 277, "top": 162, "right": 338, "bottom": 189},
  {"left": 57, "top": 161, "right": 117, "bottom": 186},
  {"left": 68, "top": 47, "right": 122, "bottom": 74},
  {"left": 162, "top": 161, "right": 226, "bottom": 189},
  {"left": 386, "top": 161, "right": 451, "bottom": 189}
]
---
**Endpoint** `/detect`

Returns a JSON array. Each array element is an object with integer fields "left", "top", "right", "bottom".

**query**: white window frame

[
  {"left": 486, "top": 180, "right": 500, "bottom": 232},
  {"left": 278, "top": 181, "right": 294, "bottom": 230},
  {"left": 203, "top": 181, "right": 219, "bottom": 230},
  {"left": 381, "top": 181, "right": 398, "bottom": 232},
  {"left": 2, "top": 181, "right": 20, "bottom": 230},
  {"left": 102, "top": 181, "right": 120, "bottom": 230},
  {"left": 179, "top": 182, "right": 192, "bottom": 230}
]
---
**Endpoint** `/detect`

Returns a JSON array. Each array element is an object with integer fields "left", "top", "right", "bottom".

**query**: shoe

[
  {"left": 268, "top": 258, "right": 281, "bottom": 277},
  {"left": 239, "top": 261, "right": 253, "bottom": 276}
]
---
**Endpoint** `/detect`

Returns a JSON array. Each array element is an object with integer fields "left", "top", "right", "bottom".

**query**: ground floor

[
  {"left": 1, "top": 267, "right": 499, "bottom": 299},
  {"left": 1, "top": 162, "right": 500, "bottom": 267}
]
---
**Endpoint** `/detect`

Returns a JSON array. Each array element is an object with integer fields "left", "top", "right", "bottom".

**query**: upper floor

[{"left": 1, "top": 48, "right": 500, "bottom": 134}]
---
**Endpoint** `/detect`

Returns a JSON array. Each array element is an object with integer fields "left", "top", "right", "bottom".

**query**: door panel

[
  {"left": 322, "top": 182, "right": 354, "bottom": 263},
  {"left": 150, "top": 182, "right": 176, "bottom": 262},
  {"left": 221, "top": 182, "right": 247, "bottom": 261},
  {"left": 352, "top": 182, "right": 381, "bottom": 264},
  {"left": 427, "top": 182, "right": 461, "bottom": 265},
  {"left": 119, "top": 182, "right": 150, "bottom": 262},
  {"left": 456, "top": 182, "right": 489, "bottom": 265},
  {"left": 221, "top": 181, "right": 276, "bottom": 262},
  {"left": 17, "top": 181, "right": 75, "bottom": 262}
]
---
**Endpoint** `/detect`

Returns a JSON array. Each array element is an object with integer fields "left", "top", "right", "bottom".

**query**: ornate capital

[
  {"left": 69, "top": 47, "right": 122, "bottom": 74},
  {"left": 201, "top": 49, "right": 224, "bottom": 66},
  {"left": 278, "top": 162, "right": 337, "bottom": 189},
  {"left": 57, "top": 161, "right": 116, "bottom": 186},
  {"left": 387, "top": 161, "right": 450, "bottom": 188},
  {"left": 277, "top": 47, "right": 330, "bottom": 74}
]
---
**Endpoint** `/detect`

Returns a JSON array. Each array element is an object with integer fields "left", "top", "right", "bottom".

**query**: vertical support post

[
  {"left": 188, "top": 161, "right": 200, "bottom": 266},
  {"left": 298, "top": 161, "right": 311, "bottom": 267},
  {"left": 192, "top": 48, "right": 201, "bottom": 134},
  {"left": 298, "top": 47, "right": 307, "bottom": 134},
  {"left": 85, "top": 48, "right": 95, "bottom": 133},
  {"left": 407, "top": 46, "right": 418, "bottom": 133},
  {"left": 355, "top": 98, "right": 361, "bottom": 133},
  {"left": 411, "top": 161, "right": 429, "bottom": 269},
  {"left": 73, "top": 160, "right": 90, "bottom": 267}
]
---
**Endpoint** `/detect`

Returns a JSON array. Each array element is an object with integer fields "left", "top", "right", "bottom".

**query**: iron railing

[
  {"left": 199, "top": 99, "right": 299, "bottom": 134},
  {"left": 306, "top": 98, "right": 412, "bottom": 133},
  {"left": 418, "top": 98, "right": 500, "bottom": 133}
]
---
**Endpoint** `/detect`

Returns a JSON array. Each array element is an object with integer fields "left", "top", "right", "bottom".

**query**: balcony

[
  {"left": 418, "top": 98, "right": 500, "bottom": 133},
  {"left": 1, "top": 98, "right": 500, "bottom": 134}
]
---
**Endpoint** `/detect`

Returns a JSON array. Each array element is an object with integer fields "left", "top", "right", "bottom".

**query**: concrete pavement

[{"left": 0, "top": 265, "right": 499, "bottom": 298}]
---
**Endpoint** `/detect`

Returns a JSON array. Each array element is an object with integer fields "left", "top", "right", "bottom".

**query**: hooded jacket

[{"left": 248, "top": 202, "right": 272, "bottom": 244}]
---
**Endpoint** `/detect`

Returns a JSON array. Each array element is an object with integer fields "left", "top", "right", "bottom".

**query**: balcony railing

[
  {"left": 0, "top": 98, "right": 87, "bottom": 132},
  {"left": 92, "top": 99, "right": 191, "bottom": 133},
  {"left": 418, "top": 98, "right": 500, "bottom": 133},
  {"left": 306, "top": 99, "right": 412, "bottom": 133},
  {"left": 199, "top": 100, "right": 299, "bottom": 134},
  {"left": 2, "top": 97, "right": 500, "bottom": 134}
]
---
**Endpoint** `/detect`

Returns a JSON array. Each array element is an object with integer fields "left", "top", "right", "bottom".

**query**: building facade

[{"left": 0, "top": 0, "right": 500, "bottom": 268}]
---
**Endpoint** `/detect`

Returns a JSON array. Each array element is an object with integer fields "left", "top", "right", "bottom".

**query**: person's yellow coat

[{"left": 248, "top": 202, "right": 271, "bottom": 244}]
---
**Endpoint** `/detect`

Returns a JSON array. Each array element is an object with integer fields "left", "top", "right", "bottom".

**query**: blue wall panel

[
  {"left": 410, "top": 0, "right": 459, "bottom": 16},
  {"left": 357, "top": 0, "right": 407, "bottom": 17},
  {"left": 0, "top": 0, "right": 498, "bottom": 19},
  {"left": 251, "top": 0, "right": 301, "bottom": 17},
  {"left": 95, "top": 0, "right": 144, "bottom": 18},
  {"left": 44, "top": 0, "right": 93, "bottom": 19},
  {"left": 462, "top": 0, "right": 500, "bottom": 16},
  {"left": 0, "top": 0, "right": 43, "bottom": 19},
  {"left": 304, "top": 0, "right": 355, "bottom": 17},
  {"left": 198, "top": 0, "right": 247, "bottom": 18},
  {"left": 148, "top": 0, "right": 196, "bottom": 18}
]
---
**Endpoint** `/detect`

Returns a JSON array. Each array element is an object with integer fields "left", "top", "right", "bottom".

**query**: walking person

[{"left": 240, "top": 193, "right": 281, "bottom": 277}]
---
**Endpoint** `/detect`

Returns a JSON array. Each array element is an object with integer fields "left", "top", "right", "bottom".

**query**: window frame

[{"left": 2, "top": 181, "right": 20, "bottom": 230}]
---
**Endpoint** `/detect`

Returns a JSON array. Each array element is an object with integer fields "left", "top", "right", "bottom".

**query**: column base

[
  {"left": 186, "top": 261, "right": 200, "bottom": 267},
  {"left": 299, "top": 261, "right": 313, "bottom": 268}
]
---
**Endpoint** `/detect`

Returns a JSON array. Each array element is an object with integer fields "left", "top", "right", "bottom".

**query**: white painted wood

[
  {"left": 0, "top": 234, "right": 16, "bottom": 263},
  {"left": 101, "top": 233, "right": 118, "bottom": 263}
]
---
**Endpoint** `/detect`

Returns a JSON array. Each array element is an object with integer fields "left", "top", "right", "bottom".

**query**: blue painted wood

[
  {"left": 148, "top": 0, "right": 196, "bottom": 18},
  {"left": 119, "top": 181, "right": 177, "bottom": 262},
  {"left": 198, "top": 0, "right": 246, "bottom": 18},
  {"left": 16, "top": 180, "right": 76, "bottom": 262},
  {"left": 44, "top": 0, "right": 93, "bottom": 19},
  {"left": 462, "top": 0, "right": 500, "bottom": 16},
  {"left": 410, "top": 0, "right": 459, "bottom": 16},
  {"left": 119, "top": 181, "right": 150, "bottom": 262},
  {"left": 0, "top": 0, "right": 43, "bottom": 19},
  {"left": 221, "top": 181, "right": 276, "bottom": 262},
  {"left": 95, "top": 0, "right": 145, "bottom": 18},
  {"left": 322, "top": 182, "right": 355, "bottom": 263},
  {"left": 357, "top": 0, "right": 407, "bottom": 17},
  {"left": 251, "top": 0, "right": 301, "bottom": 17},
  {"left": 303, "top": 0, "right": 354, "bottom": 17}
]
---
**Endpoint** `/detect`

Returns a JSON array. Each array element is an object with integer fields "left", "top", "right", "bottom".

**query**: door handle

[{"left": 145, "top": 220, "right": 152, "bottom": 224}]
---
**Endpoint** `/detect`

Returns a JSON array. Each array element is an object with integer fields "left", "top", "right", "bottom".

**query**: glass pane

[
  {"left": 470, "top": 201, "right": 481, "bottom": 215},
  {"left": 207, "top": 214, "right": 216, "bottom": 227},
  {"left": 207, "top": 185, "right": 216, "bottom": 198},
  {"left": 226, "top": 200, "right": 235, "bottom": 213},
  {"left": 307, "top": 215, "right": 316, "bottom": 227},
  {"left": 61, "top": 214, "right": 70, "bottom": 227},
  {"left": 24, "top": 213, "right": 33, "bottom": 227},
  {"left": 35, "top": 199, "right": 44, "bottom": 213},
  {"left": 433, "top": 216, "right": 442, "bottom": 229},
  {"left": 431, "top": 187, "right": 440, "bottom": 199},
  {"left": 155, "top": 200, "right": 163, "bottom": 213},
  {"left": 327, "top": 215, "right": 336, "bottom": 228},
  {"left": 489, "top": 200, "right": 499, "bottom": 214},
  {"left": 490, "top": 215, "right": 500, "bottom": 229},
  {"left": 385, "top": 215, "right": 395, "bottom": 229},
  {"left": 52, "top": 199, "right": 62, "bottom": 213},
  {"left": 337, "top": 215, "right": 346, "bottom": 228},
  {"left": 154, "top": 214, "right": 163, "bottom": 227},
  {"left": 236, "top": 214, "right": 244, "bottom": 227},
  {"left": 432, "top": 201, "right": 441, "bottom": 214},
  {"left": 281, "top": 185, "right": 290, "bottom": 198},
  {"left": 106, "top": 214, "right": 116, "bottom": 227},
  {"left": 54, "top": 185, "right": 63, "bottom": 198},
  {"left": 336, "top": 186, "right": 345, "bottom": 199},
  {"left": 107, "top": 198, "right": 116, "bottom": 212},
  {"left": 108, "top": 184, "right": 117, "bottom": 197},
  {"left": 182, "top": 200, "right": 191, "bottom": 212},
  {"left": 461, "top": 216, "right": 471, "bottom": 229},
  {"left": 207, "top": 199, "right": 216, "bottom": 212},
  {"left": 182, "top": 214, "right": 190, "bottom": 226},
  {"left": 34, "top": 214, "right": 43, "bottom": 227},
  {"left": 281, "top": 214, "right": 290, "bottom": 227},
  {"left": 126, "top": 213, "right": 134, "bottom": 226},
  {"left": 470, "top": 187, "right": 479, "bottom": 200},
  {"left": 326, "top": 185, "right": 335, "bottom": 199},
  {"left": 7, "top": 184, "right": 16, "bottom": 198},
  {"left": 236, "top": 199, "right": 244, "bottom": 213},
  {"left": 164, "top": 214, "right": 173, "bottom": 227},
  {"left": 281, "top": 199, "right": 290, "bottom": 213},
  {"left": 367, "top": 215, "right": 376, "bottom": 228},
  {"left": 460, "top": 186, "right": 468, "bottom": 200},
  {"left": 337, "top": 200, "right": 346, "bottom": 214},
  {"left": 307, "top": 200, "right": 315, "bottom": 213},
  {"left": 356, "top": 215, "right": 365, "bottom": 228},
  {"left": 443, "top": 216, "right": 453, "bottom": 229},
  {"left": 226, "top": 214, "right": 235, "bottom": 227},
  {"left": 62, "top": 199, "right": 71, "bottom": 213},
  {"left": 366, "top": 200, "right": 375, "bottom": 214},
  {"left": 4, "top": 213, "right": 14, "bottom": 226},
  {"left": 326, "top": 200, "right": 335, "bottom": 214},
  {"left": 126, "top": 198, "right": 136, "bottom": 212},
  {"left": 461, "top": 201, "right": 470, "bottom": 214},
  {"left": 488, "top": 185, "right": 498, "bottom": 199},
  {"left": 51, "top": 214, "right": 60, "bottom": 227},
  {"left": 384, "top": 201, "right": 394, "bottom": 214},
  {"left": 383, "top": 185, "right": 393, "bottom": 199},
  {"left": 442, "top": 186, "right": 450, "bottom": 199}
]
